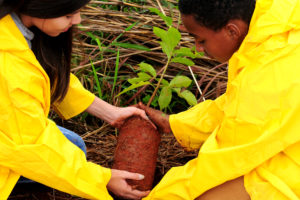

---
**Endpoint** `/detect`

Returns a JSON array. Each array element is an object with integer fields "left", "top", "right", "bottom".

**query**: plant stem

[
  {"left": 147, "top": 58, "right": 170, "bottom": 107},
  {"left": 188, "top": 66, "right": 205, "bottom": 101},
  {"left": 124, "top": 67, "right": 165, "bottom": 105}
]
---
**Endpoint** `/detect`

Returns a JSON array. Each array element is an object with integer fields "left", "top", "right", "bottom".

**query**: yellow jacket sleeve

[
  {"left": 169, "top": 95, "right": 225, "bottom": 150},
  {"left": 0, "top": 45, "right": 113, "bottom": 200},
  {"left": 52, "top": 74, "right": 95, "bottom": 120}
]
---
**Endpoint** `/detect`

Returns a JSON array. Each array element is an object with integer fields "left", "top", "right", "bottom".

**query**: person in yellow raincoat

[
  {"left": 0, "top": 0, "right": 151, "bottom": 199},
  {"left": 139, "top": 0, "right": 300, "bottom": 199}
]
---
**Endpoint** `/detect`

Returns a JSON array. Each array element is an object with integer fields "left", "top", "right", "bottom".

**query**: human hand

[
  {"left": 85, "top": 97, "right": 155, "bottom": 129},
  {"left": 136, "top": 102, "right": 172, "bottom": 134},
  {"left": 110, "top": 106, "right": 155, "bottom": 129},
  {"left": 107, "top": 169, "right": 150, "bottom": 200}
]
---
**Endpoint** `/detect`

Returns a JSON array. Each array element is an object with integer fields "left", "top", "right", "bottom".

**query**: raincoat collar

[
  {"left": 0, "top": 14, "right": 31, "bottom": 51},
  {"left": 11, "top": 12, "right": 34, "bottom": 48}
]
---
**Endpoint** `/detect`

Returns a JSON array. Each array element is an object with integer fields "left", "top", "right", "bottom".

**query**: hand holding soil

[
  {"left": 137, "top": 102, "right": 172, "bottom": 134},
  {"left": 85, "top": 97, "right": 154, "bottom": 129},
  {"left": 107, "top": 169, "right": 150, "bottom": 200},
  {"left": 109, "top": 106, "right": 151, "bottom": 129}
]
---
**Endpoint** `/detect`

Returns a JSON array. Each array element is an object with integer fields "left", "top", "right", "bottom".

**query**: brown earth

[{"left": 113, "top": 116, "right": 161, "bottom": 191}]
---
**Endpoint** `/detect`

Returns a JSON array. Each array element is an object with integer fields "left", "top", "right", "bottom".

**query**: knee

[{"left": 195, "top": 177, "right": 250, "bottom": 200}]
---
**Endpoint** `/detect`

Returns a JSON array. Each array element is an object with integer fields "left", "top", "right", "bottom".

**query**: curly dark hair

[{"left": 178, "top": 0, "right": 256, "bottom": 31}]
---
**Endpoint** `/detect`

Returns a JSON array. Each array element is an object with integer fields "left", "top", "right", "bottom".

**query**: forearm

[{"left": 85, "top": 96, "right": 119, "bottom": 125}]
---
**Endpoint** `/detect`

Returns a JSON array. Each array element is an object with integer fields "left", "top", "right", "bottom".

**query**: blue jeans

[
  {"left": 58, "top": 126, "right": 87, "bottom": 155},
  {"left": 18, "top": 126, "right": 86, "bottom": 183}
]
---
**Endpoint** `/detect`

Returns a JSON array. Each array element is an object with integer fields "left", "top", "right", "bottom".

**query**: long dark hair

[{"left": 0, "top": 0, "right": 90, "bottom": 103}]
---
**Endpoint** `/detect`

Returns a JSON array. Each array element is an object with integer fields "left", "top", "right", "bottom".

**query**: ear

[{"left": 224, "top": 22, "right": 241, "bottom": 40}]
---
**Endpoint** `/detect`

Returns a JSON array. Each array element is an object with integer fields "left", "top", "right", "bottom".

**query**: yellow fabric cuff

[{"left": 53, "top": 74, "right": 95, "bottom": 119}]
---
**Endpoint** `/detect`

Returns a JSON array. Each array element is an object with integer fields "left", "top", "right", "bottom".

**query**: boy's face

[{"left": 181, "top": 14, "right": 247, "bottom": 63}]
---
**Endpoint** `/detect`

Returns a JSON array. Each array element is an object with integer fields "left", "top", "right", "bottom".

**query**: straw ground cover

[{"left": 9, "top": 0, "right": 227, "bottom": 199}]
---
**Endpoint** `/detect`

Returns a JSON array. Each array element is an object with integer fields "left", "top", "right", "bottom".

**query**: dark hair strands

[
  {"left": 30, "top": 26, "right": 73, "bottom": 102},
  {"left": 178, "top": 0, "right": 256, "bottom": 31},
  {"left": 0, "top": 0, "right": 24, "bottom": 18},
  {"left": 0, "top": 0, "right": 90, "bottom": 103}
]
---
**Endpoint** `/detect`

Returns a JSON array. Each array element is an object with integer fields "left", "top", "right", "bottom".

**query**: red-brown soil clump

[{"left": 113, "top": 116, "right": 161, "bottom": 191}]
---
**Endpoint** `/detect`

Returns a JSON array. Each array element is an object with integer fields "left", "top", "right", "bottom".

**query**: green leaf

[
  {"left": 128, "top": 77, "right": 143, "bottom": 84},
  {"left": 143, "top": 95, "right": 159, "bottom": 108},
  {"left": 153, "top": 27, "right": 168, "bottom": 42},
  {"left": 148, "top": 7, "right": 173, "bottom": 27},
  {"left": 128, "top": 72, "right": 152, "bottom": 84},
  {"left": 172, "top": 87, "right": 180, "bottom": 95},
  {"left": 124, "top": 21, "right": 138, "bottom": 31},
  {"left": 169, "top": 76, "right": 192, "bottom": 88},
  {"left": 158, "top": 86, "right": 172, "bottom": 110},
  {"left": 111, "top": 48, "right": 120, "bottom": 97},
  {"left": 86, "top": 31, "right": 96, "bottom": 40},
  {"left": 139, "top": 62, "right": 156, "bottom": 77},
  {"left": 160, "top": 42, "right": 172, "bottom": 60},
  {"left": 153, "top": 27, "right": 170, "bottom": 58},
  {"left": 171, "top": 57, "right": 195, "bottom": 66},
  {"left": 180, "top": 90, "right": 197, "bottom": 106},
  {"left": 156, "top": 78, "right": 169, "bottom": 86},
  {"left": 174, "top": 47, "right": 196, "bottom": 58},
  {"left": 116, "top": 81, "right": 150, "bottom": 97},
  {"left": 90, "top": 59, "right": 102, "bottom": 98},
  {"left": 109, "top": 22, "right": 138, "bottom": 48},
  {"left": 113, "top": 43, "right": 151, "bottom": 51},
  {"left": 138, "top": 72, "right": 152, "bottom": 80},
  {"left": 167, "top": 27, "right": 181, "bottom": 53},
  {"left": 153, "top": 27, "right": 181, "bottom": 59},
  {"left": 86, "top": 32, "right": 104, "bottom": 52}
]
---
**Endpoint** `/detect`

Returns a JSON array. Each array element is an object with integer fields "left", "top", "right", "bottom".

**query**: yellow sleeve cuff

[{"left": 53, "top": 74, "right": 95, "bottom": 119}]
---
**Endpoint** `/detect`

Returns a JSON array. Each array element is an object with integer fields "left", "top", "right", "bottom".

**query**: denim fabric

[
  {"left": 58, "top": 126, "right": 87, "bottom": 155},
  {"left": 17, "top": 126, "right": 86, "bottom": 184}
]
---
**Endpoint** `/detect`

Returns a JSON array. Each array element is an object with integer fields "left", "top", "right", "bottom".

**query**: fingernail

[{"left": 138, "top": 174, "right": 145, "bottom": 180}]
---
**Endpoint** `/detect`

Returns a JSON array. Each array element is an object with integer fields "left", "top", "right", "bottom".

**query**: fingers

[
  {"left": 138, "top": 102, "right": 146, "bottom": 108},
  {"left": 122, "top": 171, "right": 145, "bottom": 181},
  {"left": 109, "top": 170, "right": 150, "bottom": 200},
  {"left": 121, "top": 172, "right": 150, "bottom": 199},
  {"left": 111, "top": 105, "right": 157, "bottom": 129},
  {"left": 133, "top": 107, "right": 157, "bottom": 130}
]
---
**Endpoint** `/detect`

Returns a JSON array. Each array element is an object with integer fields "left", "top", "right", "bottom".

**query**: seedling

[{"left": 118, "top": 7, "right": 198, "bottom": 110}]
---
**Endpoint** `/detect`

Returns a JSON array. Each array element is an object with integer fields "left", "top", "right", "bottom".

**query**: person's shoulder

[
  {"left": 0, "top": 14, "right": 29, "bottom": 52},
  {"left": 0, "top": 50, "right": 48, "bottom": 89}
]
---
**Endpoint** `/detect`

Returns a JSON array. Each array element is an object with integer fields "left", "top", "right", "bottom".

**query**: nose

[{"left": 72, "top": 12, "right": 82, "bottom": 25}]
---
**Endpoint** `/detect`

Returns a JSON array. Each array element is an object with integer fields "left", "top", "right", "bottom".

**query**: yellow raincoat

[
  {"left": 144, "top": 0, "right": 300, "bottom": 199},
  {"left": 0, "top": 15, "right": 113, "bottom": 199}
]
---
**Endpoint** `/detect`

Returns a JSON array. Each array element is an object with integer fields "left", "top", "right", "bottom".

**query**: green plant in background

[
  {"left": 84, "top": 22, "right": 151, "bottom": 100},
  {"left": 118, "top": 62, "right": 197, "bottom": 109},
  {"left": 118, "top": 7, "right": 198, "bottom": 110}
]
